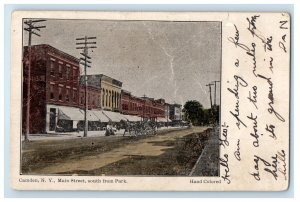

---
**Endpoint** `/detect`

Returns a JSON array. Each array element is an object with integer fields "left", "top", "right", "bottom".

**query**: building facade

[
  {"left": 22, "top": 44, "right": 183, "bottom": 134},
  {"left": 78, "top": 84, "right": 101, "bottom": 110},
  {"left": 120, "top": 90, "right": 165, "bottom": 121},
  {"left": 121, "top": 90, "right": 143, "bottom": 117},
  {"left": 164, "top": 103, "right": 171, "bottom": 121},
  {"left": 142, "top": 97, "right": 165, "bottom": 120},
  {"left": 22, "top": 44, "right": 81, "bottom": 134},
  {"left": 169, "top": 103, "right": 182, "bottom": 121},
  {"left": 82, "top": 74, "right": 122, "bottom": 112}
]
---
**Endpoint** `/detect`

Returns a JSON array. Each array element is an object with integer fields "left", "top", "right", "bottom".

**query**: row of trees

[{"left": 183, "top": 100, "right": 219, "bottom": 126}]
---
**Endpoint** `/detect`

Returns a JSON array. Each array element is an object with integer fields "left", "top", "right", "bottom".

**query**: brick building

[
  {"left": 22, "top": 44, "right": 182, "bottom": 134},
  {"left": 121, "top": 90, "right": 166, "bottom": 121},
  {"left": 142, "top": 97, "right": 165, "bottom": 120},
  {"left": 22, "top": 44, "right": 103, "bottom": 134},
  {"left": 121, "top": 90, "right": 143, "bottom": 117},
  {"left": 78, "top": 84, "right": 101, "bottom": 110}
]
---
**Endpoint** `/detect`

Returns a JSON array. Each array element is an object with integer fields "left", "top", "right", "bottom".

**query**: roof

[
  {"left": 24, "top": 44, "right": 80, "bottom": 63},
  {"left": 86, "top": 74, "right": 123, "bottom": 87},
  {"left": 80, "top": 74, "right": 123, "bottom": 88}
]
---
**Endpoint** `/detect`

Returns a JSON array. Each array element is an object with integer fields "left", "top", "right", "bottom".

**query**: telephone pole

[
  {"left": 206, "top": 83, "right": 214, "bottom": 109},
  {"left": 23, "top": 19, "right": 46, "bottom": 141},
  {"left": 76, "top": 36, "right": 97, "bottom": 137},
  {"left": 142, "top": 94, "right": 146, "bottom": 121},
  {"left": 211, "top": 80, "right": 220, "bottom": 124},
  {"left": 211, "top": 80, "right": 220, "bottom": 106}
]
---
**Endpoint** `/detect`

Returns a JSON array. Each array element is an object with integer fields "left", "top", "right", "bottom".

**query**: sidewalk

[
  {"left": 189, "top": 126, "right": 219, "bottom": 176},
  {"left": 23, "top": 126, "right": 187, "bottom": 141}
]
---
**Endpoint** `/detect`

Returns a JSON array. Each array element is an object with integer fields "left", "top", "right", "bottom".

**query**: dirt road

[{"left": 22, "top": 127, "right": 211, "bottom": 175}]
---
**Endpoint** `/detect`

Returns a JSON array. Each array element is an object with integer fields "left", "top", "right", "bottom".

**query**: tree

[
  {"left": 203, "top": 108, "right": 212, "bottom": 125},
  {"left": 183, "top": 100, "right": 205, "bottom": 126}
]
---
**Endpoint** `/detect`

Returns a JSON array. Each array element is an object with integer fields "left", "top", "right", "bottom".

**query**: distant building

[
  {"left": 120, "top": 91, "right": 165, "bottom": 121},
  {"left": 121, "top": 90, "right": 143, "bottom": 117},
  {"left": 164, "top": 103, "right": 171, "bottom": 122},
  {"left": 148, "top": 98, "right": 165, "bottom": 121},
  {"left": 169, "top": 103, "right": 182, "bottom": 121}
]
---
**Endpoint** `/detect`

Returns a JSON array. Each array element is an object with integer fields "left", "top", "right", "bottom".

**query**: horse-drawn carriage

[{"left": 121, "top": 120, "right": 157, "bottom": 137}]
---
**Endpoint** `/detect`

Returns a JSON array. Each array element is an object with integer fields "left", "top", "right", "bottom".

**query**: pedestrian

[
  {"left": 105, "top": 123, "right": 111, "bottom": 136},
  {"left": 111, "top": 123, "right": 116, "bottom": 135}
]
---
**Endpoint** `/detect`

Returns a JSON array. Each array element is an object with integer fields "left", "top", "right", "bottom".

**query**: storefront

[{"left": 46, "top": 104, "right": 84, "bottom": 133}]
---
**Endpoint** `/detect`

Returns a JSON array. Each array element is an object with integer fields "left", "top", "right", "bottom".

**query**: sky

[{"left": 23, "top": 19, "right": 221, "bottom": 109}]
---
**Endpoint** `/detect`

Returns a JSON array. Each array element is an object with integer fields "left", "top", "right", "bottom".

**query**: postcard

[{"left": 10, "top": 11, "right": 290, "bottom": 191}]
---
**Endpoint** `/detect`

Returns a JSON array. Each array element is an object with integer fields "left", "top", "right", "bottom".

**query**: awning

[
  {"left": 58, "top": 107, "right": 84, "bottom": 121},
  {"left": 120, "top": 114, "right": 130, "bottom": 121},
  {"left": 102, "top": 110, "right": 124, "bottom": 122},
  {"left": 121, "top": 114, "right": 141, "bottom": 122},
  {"left": 86, "top": 110, "right": 99, "bottom": 121},
  {"left": 157, "top": 117, "right": 171, "bottom": 123},
  {"left": 92, "top": 110, "right": 110, "bottom": 122}
]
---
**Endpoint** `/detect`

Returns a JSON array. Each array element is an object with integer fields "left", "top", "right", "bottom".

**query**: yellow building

[{"left": 81, "top": 74, "right": 122, "bottom": 112}]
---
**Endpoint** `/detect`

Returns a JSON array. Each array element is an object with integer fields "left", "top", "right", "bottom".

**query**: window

[
  {"left": 58, "top": 86, "right": 62, "bottom": 101},
  {"left": 66, "top": 66, "right": 70, "bottom": 80},
  {"left": 122, "top": 104, "right": 128, "bottom": 110},
  {"left": 50, "top": 84, "right": 54, "bottom": 99},
  {"left": 80, "top": 92, "right": 84, "bottom": 105},
  {"left": 109, "top": 91, "right": 111, "bottom": 107},
  {"left": 116, "top": 95, "right": 118, "bottom": 108},
  {"left": 73, "top": 89, "right": 77, "bottom": 102},
  {"left": 73, "top": 67, "right": 77, "bottom": 81},
  {"left": 92, "top": 94, "right": 95, "bottom": 106},
  {"left": 70, "top": 68, "right": 73, "bottom": 81},
  {"left": 66, "top": 88, "right": 70, "bottom": 102},
  {"left": 106, "top": 90, "right": 108, "bottom": 107},
  {"left": 112, "top": 92, "right": 115, "bottom": 108},
  {"left": 102, "top": 89, "right": 105, "bottom": 107},
  {"left": 58, "top": 64, "right": 63, "bottom": 78},
  {"left": 50, "top": 61, "right": 55, "bottom": 76}
]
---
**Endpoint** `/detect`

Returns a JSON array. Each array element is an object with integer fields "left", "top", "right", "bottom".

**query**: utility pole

[
  {"left": 211, "top": 80, "right": 220, "bottom": 106},
  {"left": 206, "top": 83, "right": 214, "bottom": 125},
  {"left": 76, "top": 36, "right": 97, "bottom": 137},
  {"left": 166, "top": 104, "right": 169, "bottom": 128},
  {"left": 206, "top": 83, "right": 214, "bottom": 110},
  {"left": 23, "top": 19, "right": 46, "bottom": 141},
  {"left": 142, "top": 94, "right": 146, "bottom": 122},
  {"left": 211, "top": 80, "right": 220, "bottom": 124}
]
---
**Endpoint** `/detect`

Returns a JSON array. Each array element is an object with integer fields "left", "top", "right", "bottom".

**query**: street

[{"left": 22, "top": 126, "right": 215, "bottom": 176}]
